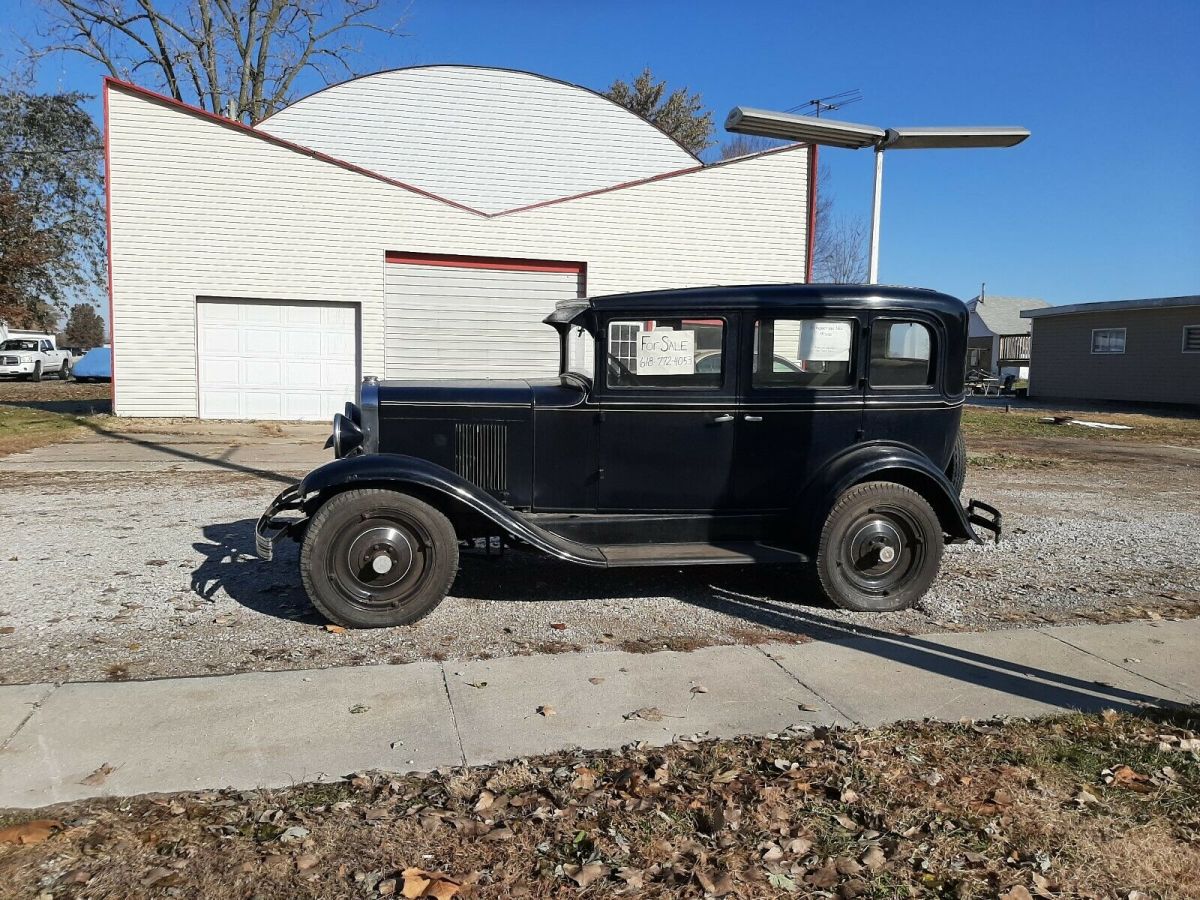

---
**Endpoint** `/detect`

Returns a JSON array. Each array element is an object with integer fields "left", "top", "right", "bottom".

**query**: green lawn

[{"left": 0, "top": 405, "right": 85, "bottom": 456}]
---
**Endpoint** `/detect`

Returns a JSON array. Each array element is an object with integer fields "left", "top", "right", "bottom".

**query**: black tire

[
  {"left": 59, "top": 360, "right": 70, "bottom": 380},
  {"left": 945, "top": 429, "right": 967, "bottom": 497},
  {"left": 815, "top": 481, "right": 944, "bottom": 613},
  {"left": 299, "top": 488, "right": 458, "bottom": 628},
  {"left": 30, "top": 362, "right": 42, "bottom": 383}
]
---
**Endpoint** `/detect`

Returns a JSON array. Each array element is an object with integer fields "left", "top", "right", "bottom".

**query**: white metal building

[{"left": 105, "top": 65, "right": 809, "bottom": 419}]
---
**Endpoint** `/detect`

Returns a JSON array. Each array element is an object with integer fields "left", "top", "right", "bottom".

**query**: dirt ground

[
  {"left": 0, "top": 405, "right": 1197, "bottom": 684},
  {"left": 2, "top": 709, "right": 1197, "bottom": 899}
]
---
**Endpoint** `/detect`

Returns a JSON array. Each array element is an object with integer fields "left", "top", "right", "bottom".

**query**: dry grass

[
  {"left": 963, "top": 406, "right": 1200, "bottom": 447},
  {"left": 3, "top": 710, "right": 1197, "bottom": 899}
]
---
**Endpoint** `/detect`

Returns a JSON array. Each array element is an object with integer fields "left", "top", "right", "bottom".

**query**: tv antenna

[{"left": 787, "top": 89, "right": 863, "bottom": 118}]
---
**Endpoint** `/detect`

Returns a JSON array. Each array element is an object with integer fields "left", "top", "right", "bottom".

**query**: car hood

[{"left": 377, "top": 378, "right": 537, "bottom": 408}]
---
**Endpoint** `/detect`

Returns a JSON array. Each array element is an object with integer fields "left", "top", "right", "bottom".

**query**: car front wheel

[
  {"left": 299, "top": 488, "right": 459, "bottom": 628},
  {"left": 815, "top": 481, "right": 944, "bottom": 613}
]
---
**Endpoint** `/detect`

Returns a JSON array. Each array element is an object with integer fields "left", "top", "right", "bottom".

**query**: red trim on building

[
  {"left": 806, "top": 144, "right": 818, "bottom": 283},
  {"left": 385, "top": 251, "right": 584, "bottom": 274},
  {"left": 103, "top": 83, "right": 117, "bottom": 412},
  {"left": 103, "top": 78, "right": 808, "bottom": 221}
]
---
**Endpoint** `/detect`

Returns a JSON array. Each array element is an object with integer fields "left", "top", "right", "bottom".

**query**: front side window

[
  {"left": 1091, "top": 328, "right": 1126, "bottom": 354},
  {"left": 870, "top": 320, "right": 934, "bottom": 387},
  {"left": 605, "top": 317, "right": 725, "bottom": 388},
  {"left": 752, "top": 318, "right": 854, "bottom": 388}
]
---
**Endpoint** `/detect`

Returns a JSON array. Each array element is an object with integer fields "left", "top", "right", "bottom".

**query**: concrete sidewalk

[{"left": 2, "top": 618, "right": 1197, "bottom": 809}]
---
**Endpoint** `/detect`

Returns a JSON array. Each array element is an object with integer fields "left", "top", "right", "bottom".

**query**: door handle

[
  {"left": 744, "top": 415, "right": 763, "bottom": 422},
  {"left": 713, "top": 414, "right": 735, "bottom": 423}
]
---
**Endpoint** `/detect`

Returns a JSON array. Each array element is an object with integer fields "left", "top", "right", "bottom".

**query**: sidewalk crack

[
  {"left": 438, "top": 663, "right": 467, "bottom": 767},
  {"left": 754, "top": 646, "right": 856, "bottom": 723},
  {"left": 1, "top": 682, "right": 59, "bottom": 752},
  {"left": 1039, "top": 629, "right": 1199, "bottom": 703}
]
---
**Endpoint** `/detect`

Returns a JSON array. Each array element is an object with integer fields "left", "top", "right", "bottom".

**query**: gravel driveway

[{"left": 1, "top": 424, "right": 1197, "bottom": 684}]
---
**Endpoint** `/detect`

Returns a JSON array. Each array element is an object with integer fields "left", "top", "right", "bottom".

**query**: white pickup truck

[{"left": 0, "top": 335, "right": 72, "bottom": 381}]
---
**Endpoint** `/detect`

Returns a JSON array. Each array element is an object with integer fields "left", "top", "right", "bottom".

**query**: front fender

[
  {"left": 297, "top": 453, "right": 606, "bottom": 566},
  {"left": 799, "top": 443, "right": 981, "bottom": 543}
]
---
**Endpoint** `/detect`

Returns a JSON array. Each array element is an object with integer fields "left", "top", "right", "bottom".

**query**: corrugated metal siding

[
  {"left": 257, "top": 67, "right": 697, "bottom": 215},
  {"left": 385, "top": 264, "right": 580, "bottom": 379},
  {"left": 106, "top": 84, "right": 807, "bottom": 417},
  {"left": 1027, "top": 306, "right": 1200, "bottom": 406}
]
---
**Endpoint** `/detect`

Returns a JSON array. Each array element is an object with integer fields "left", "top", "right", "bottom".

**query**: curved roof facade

[{"left": 258, "top": 66, "right": 700, "bottom": 215}]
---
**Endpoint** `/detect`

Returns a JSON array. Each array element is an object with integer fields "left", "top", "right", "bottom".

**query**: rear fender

[
  {"left": 297, "top": 454, "right": 606, "bottom": 566},
  {"left": 798, "top": 443, "right": 980, "bottom": 543}
]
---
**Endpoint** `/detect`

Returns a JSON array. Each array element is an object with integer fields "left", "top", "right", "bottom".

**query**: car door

[
  {"left": 734, "top": 310, "right": 866, "bottom": 511},
  {"left": 861, "top": 313, "right": 957, "bottom": 468},
  {"left": 596, "top": 312, "right": 739, "bottom": 511}
]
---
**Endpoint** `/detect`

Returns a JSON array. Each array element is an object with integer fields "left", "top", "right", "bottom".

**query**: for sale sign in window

[{"left": 637, "top": 330, "right": 695, "bottom": 375}]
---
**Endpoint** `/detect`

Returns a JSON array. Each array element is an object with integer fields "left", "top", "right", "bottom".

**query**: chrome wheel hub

[{"left": 346, "top": 526, "right": 413, "bottom": 590}]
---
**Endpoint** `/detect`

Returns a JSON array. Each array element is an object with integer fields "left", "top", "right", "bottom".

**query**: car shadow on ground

[
  {"left": 196, "top": 523, "right": 1184, "bottom": 716},
  {"left": 192, "top": 518, "right": 323, "bottom": 624},
  {"left": 688, "top": 588, "right": 1186, "bottom": 714}
]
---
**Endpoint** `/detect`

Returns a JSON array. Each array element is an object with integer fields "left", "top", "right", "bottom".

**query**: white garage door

[
  {"left": 197, "top": 299, "right": 357, "bottom": 420},
  {"left": 384, "top": 256, "right": 584, "bottom": 379}
]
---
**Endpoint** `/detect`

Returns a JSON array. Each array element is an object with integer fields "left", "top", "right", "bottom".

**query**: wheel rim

[
  {"left": 325, "top": 509, "right": 436, "bottom": 612},
  {"left": 837, "top": 505, "right": 926, "bottom": 596}
]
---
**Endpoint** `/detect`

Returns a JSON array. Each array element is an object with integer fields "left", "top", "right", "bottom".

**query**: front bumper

[
  {"left": 0, "top": 364, "right": 35, "bottom": 376},
  {"left": 255, "top": 484, "right": 307, "bottom": 560}
]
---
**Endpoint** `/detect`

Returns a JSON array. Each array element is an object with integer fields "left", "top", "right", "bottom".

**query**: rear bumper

[
  {"left": 255, "top": 484, "right": 307, "bottom": 560},
  {"left": 965, "top": 498, "right": 1002, "bottom": 543}
]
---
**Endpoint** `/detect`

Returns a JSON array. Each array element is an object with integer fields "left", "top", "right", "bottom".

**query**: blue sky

[{"left": 5, "top": 0, "right": 1198, "bottom": 306}]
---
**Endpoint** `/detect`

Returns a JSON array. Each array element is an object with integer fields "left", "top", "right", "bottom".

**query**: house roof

[
  {"left": 256, "top": 66, "right": 703, "bottom": 215},
  {"left": 1021, "top": 295, "right": 1200, "bottom": 319},
  {"left": 967, "top": 295, "right": 1049, "bottom": 335}
]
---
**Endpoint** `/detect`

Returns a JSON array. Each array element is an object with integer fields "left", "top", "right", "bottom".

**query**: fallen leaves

[
  {"left": 0, "top": 819, "right": 60, "bottom": 845},
  {"left": 536, "top": 705, "right": 556, "bottom": 717},
  {"left": 1102, "top": 764, "right": 1153, "bottom": 793},
  {"left": 563, "top": 861, "right": 609, "bottom": 888},
  {"left": 399, "top": 866, "right": 464, "bottom": 899},
  {"left": 80, "top": 762, "right": 117, "bottom": 786},
  {"left": 624, "top": 706, "right": 670, "bottom": 722},
  {"left": 324, "top": 624, "right": 346, "bottom": 634}
]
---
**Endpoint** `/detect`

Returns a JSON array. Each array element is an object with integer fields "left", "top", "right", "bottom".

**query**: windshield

[
  {"left": 0, "top": 340, "right": 38, "bottom": 351},
  {"left": 561, "top": 325, "right": 596, "bottom": 380}
]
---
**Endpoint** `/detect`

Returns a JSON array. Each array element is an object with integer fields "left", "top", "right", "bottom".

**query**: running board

[{"left": 598, "top": 541, "right": 808, "bottom": 567}]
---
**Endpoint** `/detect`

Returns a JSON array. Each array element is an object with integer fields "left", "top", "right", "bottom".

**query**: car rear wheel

[
  {"left": 300, "top": 488, "right": 458, "bottom": 628},
  {"left": 30, "top": 363, "right": 42, "bottom": 383},
  {"left": 815, "top": 481, "right": 944, "bottom": 613},
  {"left": 59, "top": 360, "right": 70, "bottom": 380}
]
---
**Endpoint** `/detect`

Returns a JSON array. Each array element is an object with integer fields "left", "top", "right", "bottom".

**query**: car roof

[{"left": 546, "top": 283, "right": 967, "bottom": 327}]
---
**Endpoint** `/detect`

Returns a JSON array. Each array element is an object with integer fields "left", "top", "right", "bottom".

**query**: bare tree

[
  {"left": 36, "top": 0, "right": 404, "bottom": 123},
  {"left": 813, "top": 212, "right": 868, "bottom": 284},
  {"left": 717, "top": 134, "right": 785, "bottom": 160}
]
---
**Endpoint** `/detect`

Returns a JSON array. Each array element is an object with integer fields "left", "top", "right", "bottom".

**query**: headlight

[
  {"left": 332, "top": 412, "right": 364, "bottom": 459},
  {"left": 19, "top": 355, "right": 33, "bottom": 363}
]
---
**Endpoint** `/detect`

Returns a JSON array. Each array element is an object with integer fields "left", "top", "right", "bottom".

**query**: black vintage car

[{"left": 257, "top": 284, "right": 1000, "bottom": 628}]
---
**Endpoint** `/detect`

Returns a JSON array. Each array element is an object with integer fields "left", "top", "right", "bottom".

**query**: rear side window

[
  {"left": 752, "top": 318, "right": 854, "bottom": 388},
  {"left": 605, "top": 318, "right": 725, "bottom": 388},
  {"left": 870, "top": 321, "right": 934, "bottom": 387}
]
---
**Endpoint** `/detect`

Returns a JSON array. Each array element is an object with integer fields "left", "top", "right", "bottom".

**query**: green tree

[
  {"left": 63, "top": 302, "right": 106, "bottom": 347},
  {"left": 605, "top": 68, "right": 713, "bottom": 156},
  {"left": 0, "top": 89, "right": 105, "bottom": 330}
]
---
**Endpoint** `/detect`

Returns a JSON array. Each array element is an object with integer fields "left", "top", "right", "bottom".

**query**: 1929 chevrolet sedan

[{"left": 258, "top": 284, "right": 1000, "bottom": 628}]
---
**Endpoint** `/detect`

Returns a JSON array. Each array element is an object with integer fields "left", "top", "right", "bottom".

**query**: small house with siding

[
  {"left": 966, "top": 293, "right": 1049, "bottom": 380},
  {"left": 1021, "top": 296, "right": 1200, "bottom": 408}
]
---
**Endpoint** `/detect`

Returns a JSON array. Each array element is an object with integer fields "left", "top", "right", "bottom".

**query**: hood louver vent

[{"left": 454, "top": 423, "right": 508, "bottom": 494}]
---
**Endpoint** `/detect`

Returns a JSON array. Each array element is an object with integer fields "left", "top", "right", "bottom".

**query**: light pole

[{"left": 724, "top": 108, "right": 1030, "bottom": 284}]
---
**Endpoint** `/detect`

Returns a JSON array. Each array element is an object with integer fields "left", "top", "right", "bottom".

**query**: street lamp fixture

[{"left": 725, "top": 107, "right": 1030, "bottom": 283}]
